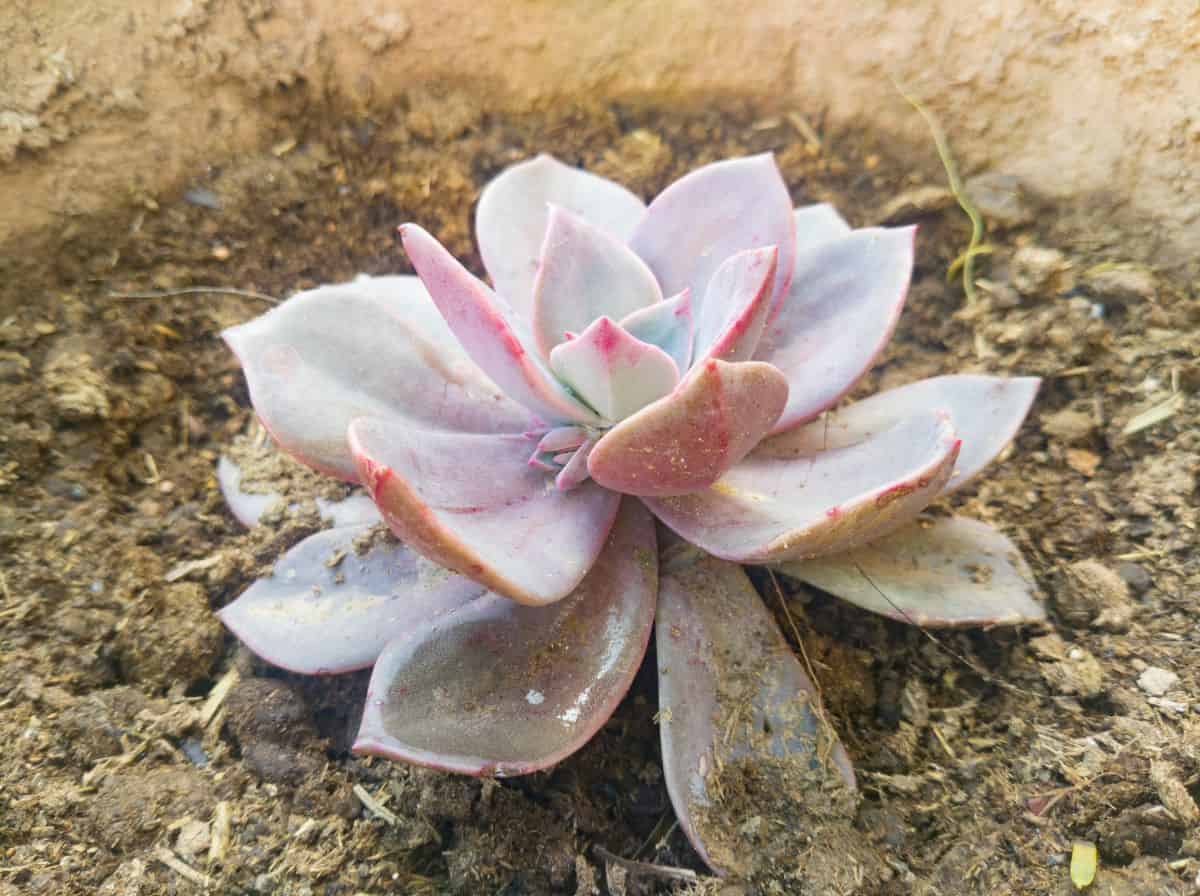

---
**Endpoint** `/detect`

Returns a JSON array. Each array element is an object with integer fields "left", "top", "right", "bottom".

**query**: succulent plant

[{"left": 218, "top": 152, "right": 1044, "bottom": 873}]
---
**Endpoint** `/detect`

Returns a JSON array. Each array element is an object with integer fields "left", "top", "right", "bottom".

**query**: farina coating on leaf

[{"left": 217, "top": 150, "right": 1044, "bottom": 875}]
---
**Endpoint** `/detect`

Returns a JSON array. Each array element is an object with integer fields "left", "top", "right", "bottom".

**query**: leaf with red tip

[
  {"left": 531, "top": 206, "right": 662, "bottom": 359},
  {"left": 619, "top": 289, "right": 693, "bottom": 372},
  {"left": 588, "top": 360, "right": 788, "bottom": 497},
  {"left": 692, "top": 246, "right": 778, "bottom": 364},
  {"left": 758, "top": 374, "right": 1041, "bottom": 494},
  {"left": 631, "top": 154, "right": 795, "bottom": 315},
  {"left": 216, "top": 453, "right": 380, "bottom": 529},
  {"left": 645, "top": 412, "right": 960, "bottom": 563},
  {"left": 349, "top": 418, "right": 620, "bottom": 606},
  {"left": 755, "top": 227, "right": 916, "bottom": 433},
  {"left": 219, "top": 524, "right": 487, "bottom": 674},
  {"left": 353, "top": 499, "right": 657, "bottom": 776},
  {"left": 476, "top": 154, "right": 647, "bottom": 316},
  {"left": 222, "top": 275, "right": 532, "bottom": 481},
  {"left": 400, "top": 224, "right": 602, "bottom": 425},
  {"left": 657, "top": 554, "right": 856, "bottom": 875},
  {"left": 548, "top": 317, "right": 679, "bottom": 421},
  {"left": 776, "top": 516, "right": 1046, "bottom": 627}
]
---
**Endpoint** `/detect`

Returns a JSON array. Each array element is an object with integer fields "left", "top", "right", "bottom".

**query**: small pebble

[
  {"left": 1011, "top": 246, "right": 1071, "bottom": 297},
  {"left": 1137, "top": 667, "right": 1179, "bottom": 697},
  {"left": 1116, "top": 562, "right": 1153, "bottom": 595},
  {"left": 1082, "top": 265, "right": 1157, "bottom": 306},
  {"left": 965, "top": 172, "right": 1033, "bottom": 228}
]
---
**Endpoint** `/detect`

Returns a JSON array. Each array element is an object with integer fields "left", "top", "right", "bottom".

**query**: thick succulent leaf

[
  {"left": 657, "top": 553, "right": 855, "bottom": 875},
  {"left": 631, "top": 154, "right": 795, "bottom": 317},
  {"left": 588, "top": 359, "right": 789, "bottom": 497},
  {"left": 534, "top": 425, "right": 587, "bottom": 454},
  {"left": 400, "top": 224, "right": 602, "bottom": 425},
  {"left": 645, "top": 412, "right": 960, "bottom": 563},
  {"left": 758, "top": 374, "right": 1041, "bottom": 494},
  {"left": 776, "top": 515, "right": 1046, "bottom": 627},
  {"left": 353, "top": 499, "right": 658, "bottom": 776},
  {"left": 554, "top": 437, "right": 597, "bottom": 491},
  {"left": 619, "top": 289, "right": 693, "bottom": 372},
  {"left": 216, "top": 454, "right": 380, "bottom": 529},
  {"left": 219, "top": 524, "right": 487, "bottom": 674},
  {"left": 476, "top": 154, "right": 647, "bottom": 317},
  {"left": 531, "top": 205, "right": 662, "bottom": 359},
  {"left": 792, "top": 202, "right": 852, "bottom": 250},
  {"left": 755, "top": 227, "right": 916, "bottom": 433},
  {"left": 222, "top": 275, "right": 532, "bottom": 481},
  {"left": 548, "top": 317, "right": 680, "bottom": 422},
  {"left": 349, "top": 418, "right": 620, "bottom": 606},
  {"left": 692, "top": 246, "right": 777, "bottom": 364}
]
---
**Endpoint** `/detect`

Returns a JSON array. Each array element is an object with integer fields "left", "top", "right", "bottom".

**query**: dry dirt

[{"left": 1, "top": 89, "right": 1197, "bottom": 895}]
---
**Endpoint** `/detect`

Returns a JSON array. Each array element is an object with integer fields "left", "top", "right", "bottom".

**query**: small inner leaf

[{"left": 548, "top": 317, "right": 680, "bottom": 422}]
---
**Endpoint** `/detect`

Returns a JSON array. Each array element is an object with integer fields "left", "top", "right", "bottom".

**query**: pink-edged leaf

[
  {"left": 657, "top": 553, "right": 855, "bottom": 876},
  {"left": 792, "top": 202, "right": 851, "bottom": 250},
  {"left": 349, "top": 418, "right": 620, "bottom": 606},
  {"left": 619, "top": 288, "right": 693, "bottom": 372},
  {"left": 400, "top": 224, "right": 602, "bottom": 425},
  {"left": 476, "top": 154, "right": 647, "bottom": 317},
  {"left": 222, "top": 275, "right": 532, "bottom": 481},
  {"left": 548, "top": 317, "right": 679, "bottom": 422},
  {"left": 588, "top": 359, "right": 788, "bottom": 497},
  {"left": 631, "top": 154, "right": 795, "bottom": 316},
  {"left": 219, "top": 524, "right": 487, "bottom": 675},
  {"left": 692, "top": 246, "right": 778, "bottom": 364},
  {"left": 645, "top": 412, "right": 960, "bottom": 563},
  {"left": 353, "top": 499, "right": 657, "bottom": 776},
  {"left": 554, "top": 436, "right": 597, "bottom": 491},
  {"left": 758, "top": 374, "right": 1041, "bottom": 494},
  {"left": 531, "top": 205, "right": 662, "bottom": 359},
  {"left": 756, "top": 227, "right": 916, "bottom": 433},
  {"left": 216, "top": 454, "right": 380, "bottom": 529},
  {"left": 776, "top": 515, "right": 1045, "bottom": 627}
]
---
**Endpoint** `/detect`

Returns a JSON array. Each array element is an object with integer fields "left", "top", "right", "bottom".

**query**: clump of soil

[{"left": 1, "top": 84, "right": 1197, "bottom": 896}]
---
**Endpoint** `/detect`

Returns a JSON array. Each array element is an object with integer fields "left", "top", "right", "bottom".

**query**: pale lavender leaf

[
  {"left": 217, "top": 453, "right": 380, "bottom": 529},
  {"left": 755, "top": 227, "right": 916, "bottom": 433},
  {"left": 222, "top": 275, "right": 532, "bottom": 481},
  {"left": 657, "top": 553, "right": 855, "bottom": 875},
  {"left": 535, "top": 425, "right": 587, "bottom": 454},
  {"left": 758, "top": 374, "right": 1041, "bottom": 494},
  {"left": 776, "top": 515, "right": 1046, "bottom": 627},
  {"left": 476, "top": 154, "right": 647, "bottom": 317},
  {"left": 792, "top": 202, "right": 851, "bottom": 250},
  {"left": 693, "top": 246, "right": 777, "bottom": 364},
  {"left": 631, "top": 154, "right": 795, "bottom": 317},
  {"left": 349, "top": 418, "right": 620, "bottom": 606},
  {"left": 548, "top": 317, "right": 680, "bottom": 422},
  {"left": 218, "top": 524, "right": 487, "bottom": 674},
  {"left": 645, "top": 412, "right": 960, "bottom": 563},
  {"left": 531, "top": 205, "right": 662, "bottom": 359},
  {"left": 588, "top": 359, "right": 788, "bottom": 497},
  {"left": 400, "top": 224, "right": 602, "bottom": 425},
  {"left": 619, "top": 288, "right": 693, "bottom": 372},
  {"left": 353, "top": 499, "right": 657, "bottom": 776}
]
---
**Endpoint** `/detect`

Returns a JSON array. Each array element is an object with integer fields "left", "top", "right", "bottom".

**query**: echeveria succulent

[{"left": 218, "top": 152, "right": 1044, "bottom": 873}]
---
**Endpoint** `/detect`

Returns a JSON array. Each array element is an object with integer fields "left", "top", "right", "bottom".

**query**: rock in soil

[{"left": 1055, "top": 559, "right": 1135, "bottom": 632}]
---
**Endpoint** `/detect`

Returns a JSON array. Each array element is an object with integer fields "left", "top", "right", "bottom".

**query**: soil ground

[{"left": 1, "top": 91, "right": 1197, "bottom": 895}]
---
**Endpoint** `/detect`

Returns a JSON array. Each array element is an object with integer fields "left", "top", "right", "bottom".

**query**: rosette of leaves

[{"left": 218, "top": 153, "right": 1043, "bottom": 872}]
